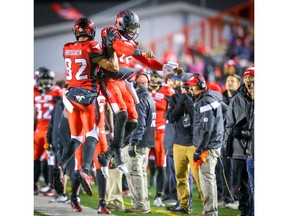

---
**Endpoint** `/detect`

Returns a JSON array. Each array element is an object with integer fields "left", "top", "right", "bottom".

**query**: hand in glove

[
  {"left": 102, "top": 27, "right": 120, "bottom": 47},
  {"left": 141, "top": 50, "right": 156, "bottom": 58},
  {"left": 233, "top": 126, "right": 243, "bottom": 140},
  {"left": 193, "top": 148, "right": 203, "bottom": 162},
  {"left": 162, "top": 61, "right": 179, "bottom": 73},
  {"left": 128, "top": 143, "right": 137, "bottom": 157},
  {"left": 178, "top": 93, "right": 190, "bottom": 105}
]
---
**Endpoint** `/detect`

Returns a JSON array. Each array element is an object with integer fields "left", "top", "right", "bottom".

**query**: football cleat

[
  {"left": 97, "top": 205, "right": 112, "bottom": 214},
  {"left": 71, "top": 197, "right": 82, "bottom": 212},
  {"left": 75, "top": 169, "right": 93, "bottom": 196}
]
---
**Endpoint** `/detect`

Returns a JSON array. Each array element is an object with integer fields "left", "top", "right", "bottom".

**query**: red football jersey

[
  {"left": 63, "top": 40, "right": 102, "bottom": 92},
  {"left": 102, "top": 26, "right": 163, "bottom": 70},
  {"left": 149, "top": 84, "right": 175, "bottom": 128},
  {"left": 34, "top": 85, "right": 63, "bottom": 132}
]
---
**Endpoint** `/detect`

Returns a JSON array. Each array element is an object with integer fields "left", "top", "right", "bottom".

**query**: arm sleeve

[
  {"left": 196, "top": 102, "right": 215, "bottom": 151},
  {"left": 166, "top": 103, "right": 185, "bottom": 123},
  {"left": 220, "top": 101, "right": 228, "bottom": 123},
  {"left": 112, "top": 38, "right": 163, "bottom": 70},
  {"left": 223, "top": 99, "right": 236, "bottom": 151},
  {"left": 133, "top": 55, "right": 163, "bottom": 70}
]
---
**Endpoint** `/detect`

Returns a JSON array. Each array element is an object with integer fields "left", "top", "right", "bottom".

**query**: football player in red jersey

[
  {"left": 148, "top": 70, "right": 175, "bottom": 207},
  {"left": 52, "top": 17, "right": 119, "bottom": 212},
  {"left": 34, "top": 67, "right": 62, "bottom": 195},
  {"left": 97, "top": 10, "right": 183, "bottom": 179},
  {"left": 73, "top": 93, "right": 113, "bottom": 214}
]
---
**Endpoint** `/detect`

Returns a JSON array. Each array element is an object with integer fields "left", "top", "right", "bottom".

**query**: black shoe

[
  {"left": 169, "top": 205, "right": 189, "bottom": 214},
  {"left": 166, "top": 202, "right": 179, "bottom": 211},
  {"left": 97, "top": 147, "right": 115, "bottom": 167},
  {"left": 75, "top": 169, "right": 93, "bottom": 196}
]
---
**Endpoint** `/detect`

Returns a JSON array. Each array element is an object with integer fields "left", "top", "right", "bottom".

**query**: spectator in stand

[
  {"left": 187, "top": 52, "right": 205, "bottom": 77},
  {"left": 223, "top": 66, "right": 254, "bottom": 216},
  {"left": 162, "top": 46, "right": 177, "bottom": 64}
]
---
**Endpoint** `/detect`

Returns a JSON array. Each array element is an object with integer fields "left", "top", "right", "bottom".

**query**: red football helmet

[
  {"left": 114, "top": 10, "right": 140, "bottom": 40},
  {"left": 73, "top": 17, "right": 96, "bottom": 40}
]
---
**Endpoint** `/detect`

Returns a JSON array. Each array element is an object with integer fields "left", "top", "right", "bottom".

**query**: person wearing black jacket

[
  {"left": 184, "top": 73, "right": 226, "bottom": 216},
  {"left": 123, "top": 72, "right": 156, "bottom": 214},
  {"left": 223, "top": 66, "right": 254, "bottom": 216},
  {"left": 165, "top": 76, "right": 195, "bottom": 214},
  {"left": 242, "top": 76, "right": 254, "bottom": 216}
]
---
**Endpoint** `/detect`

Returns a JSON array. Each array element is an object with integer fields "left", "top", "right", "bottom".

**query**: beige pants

[
  {"left": 173, "top": 144, "right": 195, "bottom": 212},
  {"left": 123, "top": 145, "right": 150, "bottom": 210},
  {"left": 105, "top": 168, "right": 124, "bottom": 208},
  {"left": 199, "top": 148, "right": 220, "bottom": 216},
  {"left": 191, "top": 145, "right": 205, "bottom": 202}
]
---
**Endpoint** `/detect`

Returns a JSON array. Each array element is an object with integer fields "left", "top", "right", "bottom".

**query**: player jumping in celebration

[
  {"left": 97, "top": 10, "right": 183, "bottom": 179},
  {"left": 52, "top": 17, "right": 119, "bottom": 212}
]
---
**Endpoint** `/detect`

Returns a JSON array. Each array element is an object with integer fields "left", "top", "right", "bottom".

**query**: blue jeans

[{"left": 246, "top": 157, "right": 254, "bottom": 216}]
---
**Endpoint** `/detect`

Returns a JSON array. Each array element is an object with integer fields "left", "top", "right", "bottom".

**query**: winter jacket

[
  {"left": 166, "top": 92, "right": 194, "bottom": 147},
  {"left": 129, "top": 87, "right": 156, "bottom": 148},
  {"left": 223, "top": 84, "right": 253, "bottom": 159},
  {"left": 191, "top": 89, "right": 225, "bottom": 151}
]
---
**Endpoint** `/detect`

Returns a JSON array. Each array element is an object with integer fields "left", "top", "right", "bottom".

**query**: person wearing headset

[{"left": 184, "top": 73, "right": 227, "bottom": 216}]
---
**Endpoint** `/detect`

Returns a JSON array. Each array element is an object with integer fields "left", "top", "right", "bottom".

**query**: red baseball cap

[
  {"left": 185, "top": 74, "right": 200, "bottom": 86},
  {"left": 243, "top": 65, "right": 254, "bottom": 77}
]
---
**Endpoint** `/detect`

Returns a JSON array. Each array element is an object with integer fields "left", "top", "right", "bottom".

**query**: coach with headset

[{"left": 184, "top": 73, "right": 226, "bottom": 216}]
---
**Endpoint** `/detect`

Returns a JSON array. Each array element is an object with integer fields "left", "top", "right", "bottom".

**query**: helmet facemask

[{"left": 115, "top": 10, "right": 140, "bottom": 40}]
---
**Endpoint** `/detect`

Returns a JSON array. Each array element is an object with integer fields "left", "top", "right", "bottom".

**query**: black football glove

[
  {"left": 102, "top": 27, "right": 120, "bottom": 47},
  {"left": 128, "top": 143, "right": 137, "bottom": 157},
  {"left": 193, "top": 148, "right": 203, "bottom": 162}
]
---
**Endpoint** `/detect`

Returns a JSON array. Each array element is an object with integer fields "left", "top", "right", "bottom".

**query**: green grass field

[
  {"left": 36, "top": 172, "right": 240, "bottom": 215},
  {"left": 77, "top": 179, "right": 240, "bottom": 216}
]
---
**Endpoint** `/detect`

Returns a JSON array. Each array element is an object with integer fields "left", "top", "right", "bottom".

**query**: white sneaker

[
  {"left": 40, "top": 185, "right": 50, "bottom": 193},
  {"left": 224, "top": 201, "right": 239, "bottom": 210},
  {"left": 153, "top": 197, "right": 165, "bottom": 207},
  {"left": 49, "top": 194, "right": 68, "bottom": 203}
]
